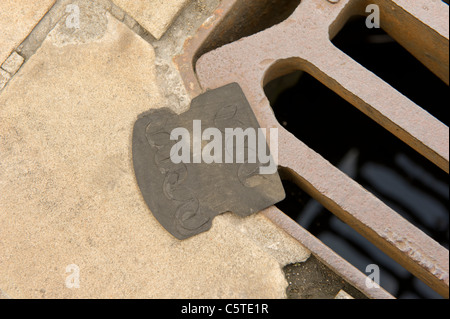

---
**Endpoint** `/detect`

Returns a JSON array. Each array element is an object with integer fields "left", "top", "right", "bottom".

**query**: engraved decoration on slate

[{"left": 132, "top": 83, "right": 285, "bottom": 239}]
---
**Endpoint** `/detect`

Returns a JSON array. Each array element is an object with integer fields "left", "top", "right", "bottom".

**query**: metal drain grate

[{"left": 176, "top": 0, "right": 449, "bottom": 298}]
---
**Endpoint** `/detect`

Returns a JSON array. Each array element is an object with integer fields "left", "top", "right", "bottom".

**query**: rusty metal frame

[{"left": 175, "top": 0, "right": 449, "bottom": 298}]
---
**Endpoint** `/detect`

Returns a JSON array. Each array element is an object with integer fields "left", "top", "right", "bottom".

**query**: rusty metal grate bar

[{"left": 176, "top": 0, "right": 449, "bottom": 298}]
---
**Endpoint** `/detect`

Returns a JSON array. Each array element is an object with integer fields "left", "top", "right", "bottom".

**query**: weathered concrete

[
  {"left": 111, "top": 0, "right": 190, "bottom": 39},
  {"left": 0, "top": 0, "right": 56, "bottom": 65},
  {"left": 1, "top": 52, "right": 24, "bottom": 75},
  {"left": 0, "top": 70, "right": 10, "bottom": 91},
  {"left": 0, "top": 5, "right": 310, "bottom": 298}
]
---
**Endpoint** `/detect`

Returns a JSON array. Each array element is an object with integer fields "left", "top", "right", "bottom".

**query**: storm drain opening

[
  {"left": 188, "top": 0, "right": 448, "bottom": 299},
  {"left": 331, "top": 15, "right": 449, "bottom": 126},
  {"left": 265, "top": 70, "right": 449, "bottom": 298},
  {"left": 279, "top": 169, "right": 445, "bottom": 299}
]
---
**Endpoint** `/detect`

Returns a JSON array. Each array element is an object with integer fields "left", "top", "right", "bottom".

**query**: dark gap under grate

[
  {"left": 331, "top": 16, "right": 449, "bottom": 126},
  {"left": 278, "top": 175, "right": 444, "bottom": 299},
  {"left": 265, "top": 69, "right": 448, "bottom": 298},
  {"left": 284, "top": 255, "right": 368, "bottom": 299},
  {"left": 195, "top": 0, "right": 302, "bottom": 65}
]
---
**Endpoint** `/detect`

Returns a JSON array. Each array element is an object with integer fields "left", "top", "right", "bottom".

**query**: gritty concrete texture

[
  {"left": 1, "top": 52, "right": 24, "bottom": 75},
  {"left": 225, "top": 214, "right": 310, "bottom": 267},
  {"left": 146, "top": 0, "right": 220, "bottom": 114},
  {"left": 47, "top": 0, "right": 109, "bottom": 47},
  {"left": 0, "top": 70, "right": 10, "bottom": 91},
  {"left": 112, "top": 0, "right": 190, "bottom": 39},
  {"left": 0, "top": 5, "right": 310, "bottom": 298},
  {"left": 110, "top": 2, "right": 125, "bottom": 21},
  {"left": 0, "top": 0, "right": 56, "bottom": 65},
  {"left": 0, "top": 287, "right": 11, "bottom": 299}
]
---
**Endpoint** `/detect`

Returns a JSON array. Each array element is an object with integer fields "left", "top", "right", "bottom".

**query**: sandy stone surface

[
  {"left": 1, "top": 52, "right": 24, "bottom": 75},
  {"left": 111, "top": 0, "right": 190, "bottom": 39},
  {"left": 0, "top": 0, "right": 56, "bottom": 65},
  {"left": 0, "top": 70, "right": 10, "bottom": 91},
  {"left": 0, "top": 8, "right": 310, "bottom": 298}
]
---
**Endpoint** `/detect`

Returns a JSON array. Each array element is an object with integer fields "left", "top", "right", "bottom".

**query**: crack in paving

[
  {"left": 2, "top": 0, "right": 220, "bottom": 114},
  {"left": 0, "top": 0, "right": 315, "bottom": 298}
]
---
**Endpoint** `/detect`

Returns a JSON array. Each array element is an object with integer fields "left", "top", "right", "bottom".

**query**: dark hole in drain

[
  {"left": 265, "top": 70, "right": 449, "bottom": 298},
  {"left": 195, "top": 0, "right": 301, "bottom": 64},
  {"left": 284, "top": 255, "right": 368, "bottom": 299},
  {"left": 331, "top": 16, "right": 449, "bottom": 126}
]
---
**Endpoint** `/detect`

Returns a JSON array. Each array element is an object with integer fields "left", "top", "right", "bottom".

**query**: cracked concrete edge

[
  {"left": 111, "top": 0, "right": 191, "bottom": 40},
  {"left": 96, "top": 0, "right": 221, "bottom": 113},
  {"left": 0, "top": 0, "right": 312, "bottom": 298},
  {"left": 16, "top": 0, "right": 99, "bottom": 59},
  {"left": 222, "top": 213, "right": 311, "bottom": 267},
  {"left": 3, "top": 0, "right": 220, "bottom": 113},
  {"left": 133, "top": 0, "right": 222, "bottom": 113},
  {"left": 0, "top": 0, "right": 69, "bottom": 92}
]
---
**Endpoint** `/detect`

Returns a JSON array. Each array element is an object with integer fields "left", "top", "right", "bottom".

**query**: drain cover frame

[{"left": 132, "top": 83, "right": 285, "bottom": 240}]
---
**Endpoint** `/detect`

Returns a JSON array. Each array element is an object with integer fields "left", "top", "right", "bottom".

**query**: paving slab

[
  {"left": 0, "top": 7, "right": 310, "bottom": 298},
  {"left": 1, "top": 52, "right": 24, "bottom": 75},
  {"left": 0, "top": 70, "right": 10, "bottom": 91},
  {"left": 111, "top": 0, "right": 190, "bottom": 39},
  {"left": 0, "top": 0, "right": 56, "bottom": 65}
]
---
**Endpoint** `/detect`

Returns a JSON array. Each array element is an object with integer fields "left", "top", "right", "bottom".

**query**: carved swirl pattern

[
  {"left": 215, "top": 104, "right": 264, "bottom": 188},
  {"left": 145, "top": 115, "right": 210, "bottom": 236}
]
